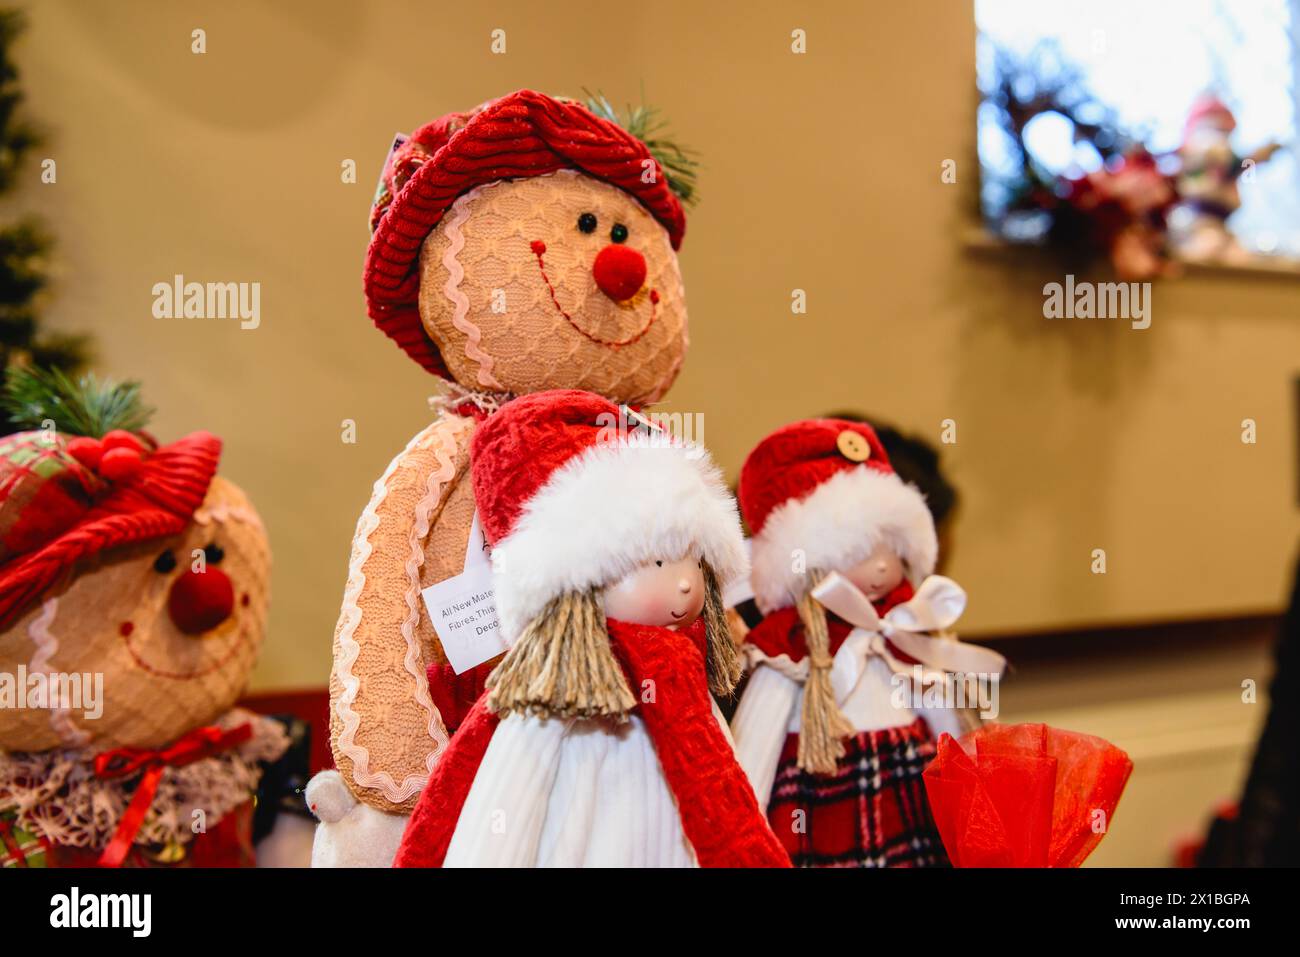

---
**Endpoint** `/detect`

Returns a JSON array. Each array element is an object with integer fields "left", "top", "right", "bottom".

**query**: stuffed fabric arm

[
  {"left": 729, "top": 664, "right": 801, "bottom": 814},
  {"left": 329, "top": 414, "right": 476, "bottom": 815}
]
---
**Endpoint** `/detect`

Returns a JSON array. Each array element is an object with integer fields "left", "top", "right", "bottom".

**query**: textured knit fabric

[
  {"left": 469, "top": 389, "right": 746, "bottom": 640},
  {"left": 738, "top": 419, "right": 937, "bottom": 612},
  {"left": 329, "top": 413, "right": 474, "bottom": 813},
  {"left": 0, "top": 476, "right": 269, "bottom": 753},
  {"left": 0, "top": 430, "right": 222, "bottom": 631},
  {"left": 739, "top": 419, "right": 893, "bottom": 536},
  {"left": 366, "top": 90, "right": 686, "bottom": 376},
  {"left": 425, "top": 659, "right": 492, "bottom": 734},
  {"left": 418, "top": 171, "right": 687, "bottom": 405},
  {"left": 394, "top": 618, "right": 790, "bottom": 868},
  {"left": 767, "top": 720, "right": 949, "bottom": 868}
]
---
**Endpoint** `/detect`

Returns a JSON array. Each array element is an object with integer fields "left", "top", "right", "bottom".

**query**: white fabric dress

[{"left": 444, "top": 702, "right": 738, "bottom": 867}]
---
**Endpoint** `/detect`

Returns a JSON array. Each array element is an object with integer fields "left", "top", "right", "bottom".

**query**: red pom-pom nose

[
  {"left": 592, "top": 244, "right": 647, "bottom": 302},
  {"left": 167, "top": 566, "right": 235, "bottom": 635}
]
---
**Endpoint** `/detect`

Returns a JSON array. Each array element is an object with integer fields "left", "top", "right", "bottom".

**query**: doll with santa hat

[
  {"left": 730, "top": 418, "right": 1005, "bottom": 868},
  {"left": 394, "top": 390, "right": 788, "bottom": 868},
  {"left": 318, "top": 92, "right": 699, "bottom": 865}
]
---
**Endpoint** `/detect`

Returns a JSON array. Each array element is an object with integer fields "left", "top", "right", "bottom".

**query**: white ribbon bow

[{"left": 810, "top": 572, "right": 1006, "bottom": 699}]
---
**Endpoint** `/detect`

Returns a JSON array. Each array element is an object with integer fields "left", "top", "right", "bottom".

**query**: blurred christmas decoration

[
  {"left": 1168, "top": 93, "right": 1284, "bottom": 265},
  {"left": 979, "top": 41, "right": 1177, "bottom": 280},
  {"left": 0, "top": 9, "right": 89, "bottom": 423},
  {"left": 979, "top": 41, "right": 1288, "bottom": 279}
]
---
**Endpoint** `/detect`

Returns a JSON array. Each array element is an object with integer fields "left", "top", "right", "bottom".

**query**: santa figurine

[
  {"left": 394, "top": 390, "right": 789, "bottom": 868},
  {"left": 319, "top": 91, "right": 696, "bottom": 865},
  {"left": 0, "top": 368, "right": 285, "bottom": 867},
  {"left": 730, "top": 418, "right": 1006, "bottom": 868},
  {"left": 1169, "top": 92, "right": 1283, "bottom": 264}
]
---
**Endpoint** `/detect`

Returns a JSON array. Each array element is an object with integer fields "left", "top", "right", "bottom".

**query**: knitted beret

[
  {"left": 738, "top": 418, "right": 937, "bottom": 612},
  {"left": 364, "top": 90, "right": 687, "bottom": 378}
]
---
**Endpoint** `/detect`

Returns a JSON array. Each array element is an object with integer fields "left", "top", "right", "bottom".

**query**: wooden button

[{"left": 836, "top": 430, "right": 871, "bottom": 462}]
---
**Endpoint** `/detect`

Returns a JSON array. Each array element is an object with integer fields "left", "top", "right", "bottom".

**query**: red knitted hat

[
  {"left": 470, "top": 389, "right": 745, "bottom": 638},
  {"left": 365, "top": 90, "right": 688, "bottom": 378},
  {"left": 0, "top": 429, "right": 222, "bottom": 630},
  {"left": 738, "top": 418, "right": 937, "bottom": 612}
]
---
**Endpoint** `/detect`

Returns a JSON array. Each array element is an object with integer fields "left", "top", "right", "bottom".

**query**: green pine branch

[
  {"left": 2, "top": 364, "right": 151, "bottom": 438},
  {"left": 584, "top": 89, "right": 700, "bottom": 207}
]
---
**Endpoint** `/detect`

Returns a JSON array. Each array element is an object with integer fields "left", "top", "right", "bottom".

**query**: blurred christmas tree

[{"left": 0, "top": 8, "right": 87, "bottom": 434}]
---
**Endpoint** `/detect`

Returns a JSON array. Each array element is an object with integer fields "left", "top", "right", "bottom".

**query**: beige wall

[{"left": 19, "top": 0, "right": 1300, "bottom": 696}]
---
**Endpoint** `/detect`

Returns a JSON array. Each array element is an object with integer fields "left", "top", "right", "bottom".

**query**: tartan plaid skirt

[{"left": 766, "top": 718, "right": 950, "bottom": 868}]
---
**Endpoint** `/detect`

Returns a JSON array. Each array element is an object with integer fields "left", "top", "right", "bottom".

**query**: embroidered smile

[{"left": 530, "top": 240, "right": 658, "bottom": 348}]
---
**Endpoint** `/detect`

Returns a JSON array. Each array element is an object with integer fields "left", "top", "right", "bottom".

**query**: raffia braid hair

[
  {"left": 486, "top": 588, "right": 637, "bottom": 722},
  {"left": 701, "top": 559, "right": 742, "bottom": 698},
  {"left": 795, "top": 570, "right": 855, "bottom": 775}
]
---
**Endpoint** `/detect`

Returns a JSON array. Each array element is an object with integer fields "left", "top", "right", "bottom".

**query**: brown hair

[
  {"left": 486, "top": 559, "right": 739, "bottom": 721},
  {"left": 794, "top": 570, "right": 854, "bottom": 775}
]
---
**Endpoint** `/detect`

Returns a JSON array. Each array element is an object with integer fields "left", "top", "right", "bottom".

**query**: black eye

[
  {"left": 610, "top": 223, "right": 628, "bottom": 243},
  {"left": 577, "top": 212, "right": 597, "bottom": 234},
  {"left": 204, "top": 543, "right": 225, "bottom": 565},
  {"left": 153, "top": 550, "right": 177, "bottom": 573},
  {"left": 655, "top": 560, "right": 663, "bottom": 567}
]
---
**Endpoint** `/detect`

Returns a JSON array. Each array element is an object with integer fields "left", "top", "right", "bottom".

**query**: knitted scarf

[{"left": 395, "top": 617, "right": 790, "bottom": 868}]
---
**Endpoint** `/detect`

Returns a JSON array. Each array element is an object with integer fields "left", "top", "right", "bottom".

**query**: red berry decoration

[
  {"left": 99, "top": 446, "right": 143, "bottom": 481},
  {"left": 102, "top": 429, "right": 144, "bottom": 454},
  {"left": 65, "top": 436, "right": 105, "bottom": 470}
]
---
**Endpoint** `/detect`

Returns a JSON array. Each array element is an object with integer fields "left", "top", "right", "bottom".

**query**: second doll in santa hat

[
  {"left": 395, "top": 390, "right": 789, "bottom": 867},
  {"left": 731, "top": 418, "right": 1005, "bottom": 868}
]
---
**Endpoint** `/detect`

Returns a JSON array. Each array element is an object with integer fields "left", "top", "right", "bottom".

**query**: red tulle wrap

[{"left": 922, "top": 723, "right": 1133, "bottom": 868}]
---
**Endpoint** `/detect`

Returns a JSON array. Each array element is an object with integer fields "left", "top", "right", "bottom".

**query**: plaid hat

[
  {"left": 0, "top": 429, "right": 221, "bottom": 629},
  {"left": 364, "top": 89, "right": 687, "bottom": 378}
]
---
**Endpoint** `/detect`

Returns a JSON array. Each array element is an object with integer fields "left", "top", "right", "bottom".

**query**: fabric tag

[
  {"left": 421, "top": 511, "right": 507, "bottom": 674},
  {"left": 721, "top": 538, "right": 755, "bottom": 609}
]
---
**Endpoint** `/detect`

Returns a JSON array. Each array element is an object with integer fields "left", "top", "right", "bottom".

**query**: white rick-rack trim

[
  {"left": 441, "top": 187, "right": 504, "bottom": 391},
  {"left": 488, "top": 439, "right": 748, "bottom": 642},
  {"left": 25, "top": 597, "right": 90, "bottom": 748},
  {"left": 333, "top": 418, "right": 469, "bottom": 804},
  {"left": 749, "top": 465, "right": 937, "bottom": 613}
]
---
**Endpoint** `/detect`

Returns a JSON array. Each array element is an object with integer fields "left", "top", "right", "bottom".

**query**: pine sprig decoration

[
  {"left": 584, "top": 90, "right": 700, "bottom": 207},
  {"left": 2, "top": 364, "right": 152, "bottom": 438}
]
